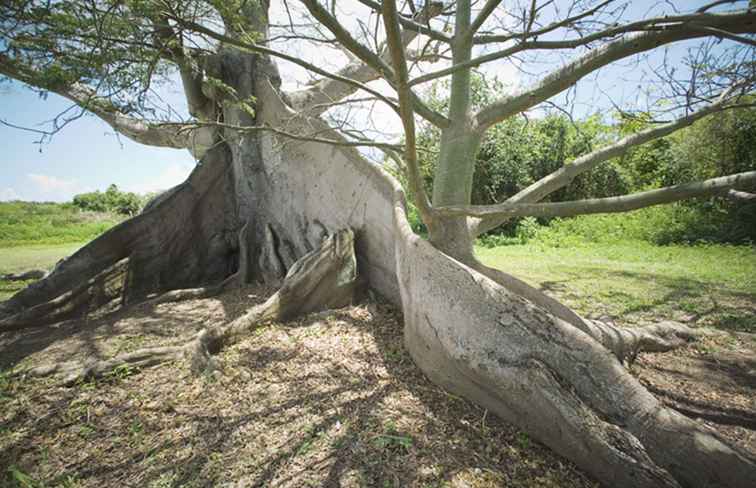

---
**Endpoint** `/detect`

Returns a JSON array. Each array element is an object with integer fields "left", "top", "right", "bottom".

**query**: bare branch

[
  {"left": 297, "top": 0, "right": 450, "bottom": 128},
  {"left": 697, "top": 1, "right": 741, "bottom": 14},
  {"left": 355, "top": 0, "right": 452, "bottom": 43},
  {"left": 412, "top": 7, "right": 756, "bottom": 87},
  {"left": 469, "top": 0, "right": 503, "bottom": 36},
  {"left": 474, "top": 9, "right": 756, "bottom": 130},
  {"left": 383, "top": 0, "right": 434, "bottom": 224},
  {"left": 438, "top": 171, "right": 756, "bottom": 220},
  {"left": 288, "top": 1, "right": 443, "bottom": 117},
  {"left": 299, "top": 0, "right": 395, "bottom": 78},
  {"left": 162, "top": 120, "right": 402, "bottom": 151},
  {"left": 0, "top": 53, "right": 192, "bottom": 150},
  {"left": 473, "top": 0, "right": 615, "bottom": 44},
  {"left": 689, "top": 24, "right": 756, "bottom": 48}
]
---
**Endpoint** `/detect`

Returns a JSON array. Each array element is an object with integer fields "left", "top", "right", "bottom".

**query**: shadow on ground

[
  {"left": 1, "top": 288, "right": 596, "bottom": 488},
  {"left": 2, "top": 282, "right": 754, "bottom": 487},
  {"left": 534, "top": 268, "right": 755, "bottom": 332}
]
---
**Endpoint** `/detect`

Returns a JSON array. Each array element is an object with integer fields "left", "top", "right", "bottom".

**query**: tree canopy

[{"left": 2, "top": 3, "right": 756, "bottom": 487}]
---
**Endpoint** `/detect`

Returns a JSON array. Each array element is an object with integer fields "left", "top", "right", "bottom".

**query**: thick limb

[{"left": 439, "top": 171, "right": 756, "bottom": 222}]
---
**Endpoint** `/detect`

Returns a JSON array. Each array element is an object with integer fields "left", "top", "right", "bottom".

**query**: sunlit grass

[
  {"left": 477, "top": 241, "right": 756, "bottom": 332},
  {"left": 0, "top": 243, "right": 85, "bottom": 300},
  {"left": 0, "top": 201, "right": 121, "bottom": 247}
]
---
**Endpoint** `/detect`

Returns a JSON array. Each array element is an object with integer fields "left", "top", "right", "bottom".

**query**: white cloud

[
  {"left": 125, "top": 162, "right": 194, "bottom": 194},
  {"left": 0, "top": 187, "right": 21, "bottom": 201},
  {"left": 26, "top": 173, "right": 85, "bottom": 201}
]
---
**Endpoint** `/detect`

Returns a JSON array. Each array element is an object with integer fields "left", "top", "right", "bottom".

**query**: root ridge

[{"left": 15, "top": 229, "right": 359, "bottom": 386}]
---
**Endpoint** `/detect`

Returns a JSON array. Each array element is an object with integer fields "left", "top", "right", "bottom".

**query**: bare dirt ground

[{"left": 1, "top": 286, "right": 754, "bottom": 488}]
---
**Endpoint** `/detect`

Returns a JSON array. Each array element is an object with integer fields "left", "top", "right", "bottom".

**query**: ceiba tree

[{"left": 1, "top": 1, "right": 755, "bottom": 486}]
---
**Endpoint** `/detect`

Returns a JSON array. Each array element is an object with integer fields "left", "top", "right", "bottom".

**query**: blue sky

[
  {"left": 0, "top": 82, "right": 197, "bottom": 202},
  {"left": 0, "top": 0, "right": 746, "bottom": 202}
]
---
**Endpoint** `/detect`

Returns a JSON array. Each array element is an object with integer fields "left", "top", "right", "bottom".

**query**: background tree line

[
  {"left": 403, "top": 78, "right": 756, "bottom": 245},
  {"left": 72, "top": 184, "right": 156, "bottom": 216}
]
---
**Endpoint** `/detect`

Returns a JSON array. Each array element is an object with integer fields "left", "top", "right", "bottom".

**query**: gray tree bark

[{"left": 2, "top": 37, "right": 754, "bottom": 488}]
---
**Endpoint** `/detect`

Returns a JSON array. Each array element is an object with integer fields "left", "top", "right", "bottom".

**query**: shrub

[{"left": 72, "top": 184, "right": 147, "bottom": 216}]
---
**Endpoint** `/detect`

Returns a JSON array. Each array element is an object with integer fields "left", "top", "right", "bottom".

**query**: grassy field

[
  {"left": 477, "top": 241, "right": 756, "bottom": 332},
  {"left": 0, "top": 201, "right": 119, "bottom": 300},
  {"left": 0, "top": 243, "right": 84, "bottom": 300},
  {"left": 0, "top": 201, "right": 120, "bottom": 247},
  {"left": 0, "top": 198, "right": 753, "bottom": 333}
]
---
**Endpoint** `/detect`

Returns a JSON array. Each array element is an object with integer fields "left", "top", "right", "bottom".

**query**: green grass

[
  {"left": 0, "top": 201, "right": 121, "bottom": 247},
  {"left": 476, "top": 241, "right": 756, "bottom": 332},
  {"left": 0, "top": 243, "right": 84, "bottom": 300},
  {"left": 0, "top": 243, "right": 83, "bottom": 274},
  {"left": 0, "top": 201, "right": 120, "bottom": 301},
  {"left": 1, "top": 199, "right": 753, "bottom": 334}
]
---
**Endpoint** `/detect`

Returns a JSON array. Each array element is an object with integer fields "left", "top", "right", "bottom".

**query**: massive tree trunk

[{"left": 2, "top": 51, "right": 755, "bottom": 488}]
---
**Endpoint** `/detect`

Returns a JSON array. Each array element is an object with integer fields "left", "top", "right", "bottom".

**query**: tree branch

[
  {"left": 162, "top": 120, "right": 402, "bottom": 151},
  {"left": 438, "top": 171, "right": 756, "bottom": 220},
  {"left": 169, "top": 16, "right": 401, "bottom": 115},
  {"left": 472, "top": 0, "right": 614, "bottom": 44},
  {"left": 520, "top": 98, "right": 747, "bottom": 200},
  {"left": 0, "top": 54, "right": 192, "bottom": 150},
  {"left": 471, "top": 88, "right": 751, "bottom": 234},
  {"left": 355, "top": 0, "right": 452, "bottom": 43},
  {"left": 413, "top": 8, "right": 756, "bottom": 88},
  {"left": 468, "top": 0, "right": 503, "bottom": 36},
  {"left": 288, "top": 1, "right": 443, "bottom": 117},
  {"left": 297, "top": 0, "right": 450, "bottom": 128},
  {"left": 474, "top": 9, "right": 756, "bottom": 130},
  {"left": 149, "top": 8, "right": 215, "bottom": 120},
  {"left": 383, "top": 0, "right": 434, "bottom": 224}
]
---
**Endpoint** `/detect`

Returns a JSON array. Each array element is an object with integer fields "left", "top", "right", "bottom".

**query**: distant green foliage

[
  {"left": 479, "top": 204, "right": 754, "bottom": 249},
  {"left": 72, "top": 184, "right": 148, "bottom": 216},
  {"left": 417, "top": 79, "right": 756, "bottom": 244},
  {"left": 608, "top": 106, "right": 756, "bottom": 243},
  {"left": 0, "top": 201, "right": 121, "bottom": 246}
]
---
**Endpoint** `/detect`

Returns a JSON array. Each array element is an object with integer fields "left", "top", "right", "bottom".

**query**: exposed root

[
  {"left": 516, "top": 359, "right": 681, "bottom": 487},
  {"left": 17, "top": 229, "right": 358, "bottom": 385},
  {"left": 397, "top": 210, "right": 756, "bottom": 488},
  {"left": 629, "top": 405, "right": 756, "bottom": 487},
  {"left": 25, "top": 346, "right": 184, "bottom": 386},
  {"left": 0, "top": 145, "right": 238, "bottom": 322},
  {"left": 0, "top": 260, "right": 128, "bottom": 333},
  {"left": 471, "top": 259, "right": 697, "bottom": 363},
  {"left": 586, "top": 319, "right": 698, "bottom": 365},
  {"left": 187, "top": 228, "right": 358, "bottom": 372},
  {"left": 643, "top": 382, "right": 756, "bottom": 429},
  {"left": 139, "top": 285, "right": 228, "bottom": 306},
  {"left": 1, "top": 269, "right": 48, "bottom": 282}
]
